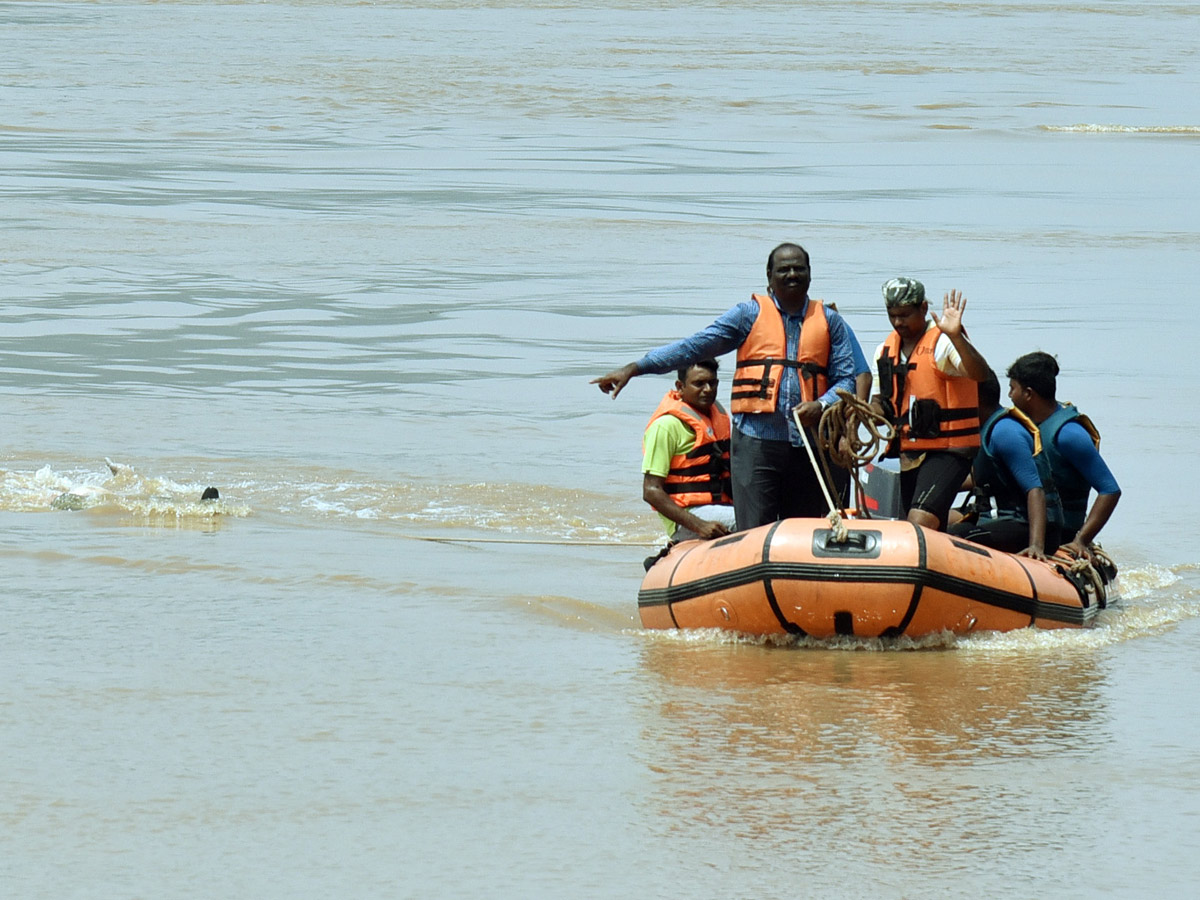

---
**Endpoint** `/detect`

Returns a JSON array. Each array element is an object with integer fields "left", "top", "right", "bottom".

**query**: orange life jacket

[
  {"left": 645, "top": 391, "right": 733, "bottom": 508},
  {"left": 730, "top": 294, "right": 831, "bottom": 415},
  {"left": 877, "top": 324, "right": 980, "bottom": 453}
]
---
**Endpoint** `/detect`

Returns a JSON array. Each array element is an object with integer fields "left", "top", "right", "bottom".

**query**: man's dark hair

[
  {"left": 677, "top": 358, "right": 719, "bottom": 382},
  {"left": 978, "top": 369, "right": 1001, "bottom": 408},
  {"left": 1006, "top": 351, "right": 1059, "bottom": 401},
  {"left": 767, "top": 242, "right": 809, "bottom": 274}
]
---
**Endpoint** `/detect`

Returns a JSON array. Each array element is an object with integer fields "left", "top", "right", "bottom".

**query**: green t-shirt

[{"left": 642, "top": 414, "right": 697, "bottom": 537}]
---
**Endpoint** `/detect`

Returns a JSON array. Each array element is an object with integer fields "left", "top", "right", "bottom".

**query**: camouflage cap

[{"left": 882, "top": 277, "right": 926, "bottom": 308}]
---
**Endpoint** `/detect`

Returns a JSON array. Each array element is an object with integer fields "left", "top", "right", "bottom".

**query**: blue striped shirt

[{"left": 635, "top": 294, "right": 862, "bottom": 446}]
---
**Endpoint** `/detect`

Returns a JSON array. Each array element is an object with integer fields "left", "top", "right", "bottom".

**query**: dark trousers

[
  {"left": 949, "top": 516, "right": 1062, "bottom": 555},
  {"left": 731, "top": 429, "right": 833, "bottom": 531}
]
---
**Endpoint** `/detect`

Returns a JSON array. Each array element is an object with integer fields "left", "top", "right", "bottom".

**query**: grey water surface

[{"left": 2, "top": 1, "right": 1199, "bottom": 897}]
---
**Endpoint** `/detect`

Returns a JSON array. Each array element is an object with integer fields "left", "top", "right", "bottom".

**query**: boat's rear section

[{"left": 638, "top": 518, "right": 1110, "bottom": 638}]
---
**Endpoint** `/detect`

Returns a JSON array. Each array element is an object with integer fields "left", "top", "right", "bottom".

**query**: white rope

[
  {"left": 825, "top": 508, "right": 849, "bottom": 543},
  {"left": 793, "top": 407, "right": 849, "bottom": 542}
]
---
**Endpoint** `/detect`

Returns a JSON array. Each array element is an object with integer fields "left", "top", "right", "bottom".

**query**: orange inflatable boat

[{"left": 638, "top": 518, "right": 1116, "bottom": 638}]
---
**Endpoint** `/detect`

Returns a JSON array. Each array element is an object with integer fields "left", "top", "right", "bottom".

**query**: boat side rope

[
  {"left": 1091, "top": 546, "right": 1115, "bottom": 573},
  {"left": 1066, "top": 555, "right": 1104, "bottom": 605},
  {"left": 1068, "top": 546, "right": 1115, "bottom": 603}
]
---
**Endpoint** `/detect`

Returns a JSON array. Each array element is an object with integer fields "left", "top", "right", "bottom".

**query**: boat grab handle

[{"left": 812, "top": 529, "right": 882, "bottom": 559}]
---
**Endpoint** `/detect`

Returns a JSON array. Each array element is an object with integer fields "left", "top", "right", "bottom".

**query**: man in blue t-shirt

[
  {"left": 949, "top": 371, "right": 1063, "bottom": 559},
  {"left": 1006, "top": 351, "right": 1120, "bottom": 563}
]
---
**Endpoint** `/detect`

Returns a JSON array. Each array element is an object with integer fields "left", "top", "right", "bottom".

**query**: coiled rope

[
  {"left": 819, "top": 389, "right": 895, "bottom": 471},
  {"left": 814, "top": 390, "right": 895, "bottom": 518}
]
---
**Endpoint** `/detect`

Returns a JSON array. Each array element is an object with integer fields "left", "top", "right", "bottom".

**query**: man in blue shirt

[
  {"left": 1006, "top": 351, "right": 1120, "bottom": 563},
  {"left": 593, "top": 243, "right": 862, "bottom": 530},
  {"left": 949, "top": 370, "right": 1063, "bottom": 559}
]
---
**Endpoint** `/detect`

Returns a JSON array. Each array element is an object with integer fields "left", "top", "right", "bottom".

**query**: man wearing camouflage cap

[{"left": 872, "top": 278, "right": 991, "bottom": 532}]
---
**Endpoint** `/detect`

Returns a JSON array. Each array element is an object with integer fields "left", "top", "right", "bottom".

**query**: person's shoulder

[
  {"left": 645, "top": 411, "right": 692, "bottom": 441},
  {"left": 722, "top": 296, "right": 762, "bottom": 323},
  {"left": 992, "top": 415, "right": 1034, "bottom": 447},
  {"left": 1057, "top": 418, "right": 1099, "bottom": 452},
  {"left": 643, "top": 413, "right": 691, "bottom": 473},
  {"left": 819, "top": 301, "right": 848, "bottom": 327}
]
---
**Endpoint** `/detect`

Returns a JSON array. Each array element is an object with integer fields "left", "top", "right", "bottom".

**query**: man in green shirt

[{"left": 641, "top": 359, "right": 736, "bottom": 542}]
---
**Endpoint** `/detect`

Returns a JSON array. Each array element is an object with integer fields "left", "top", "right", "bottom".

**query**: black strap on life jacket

[
  {"left": 731, "top": 358, "right": 827, "bottom": 402},
  {"left": 876, "top": 353, "right": 914, "bottom": 427},
  {"left": 936, "top": 406, "right": 981, "bottom": 438},
  {"left": 907, "top": 398, "right": 981, "bottom": 439},
  {"left": 665, "top": 440, "right": 731, "bottom": 503},
  {"left": 873, "top": 355, "right": 907, "bottom": 403}
]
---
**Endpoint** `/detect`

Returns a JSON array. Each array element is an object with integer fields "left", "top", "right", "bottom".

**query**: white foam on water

[{"left": 1041, "top": 124, "right": 1200, "bottom": 134}]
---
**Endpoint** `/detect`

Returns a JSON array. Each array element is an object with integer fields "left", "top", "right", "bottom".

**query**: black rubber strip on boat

[
  {"left": 637, "top": 559, "right": 1097, "bottom": 626},
  {"left": 664, "top": 537, "right": 707, "bottom": 629},
  {"left": 880, "top": 521, "right": 927, "bottom": 637},
  {"left": 761, "top": 520, "right": 805, "bottom": 635},
  {"left": 1015, "top": 555, "right": 1040, "bottom": 627},
  {"left": 949, "top": 537, "right": 992, "bottom": 557}
]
